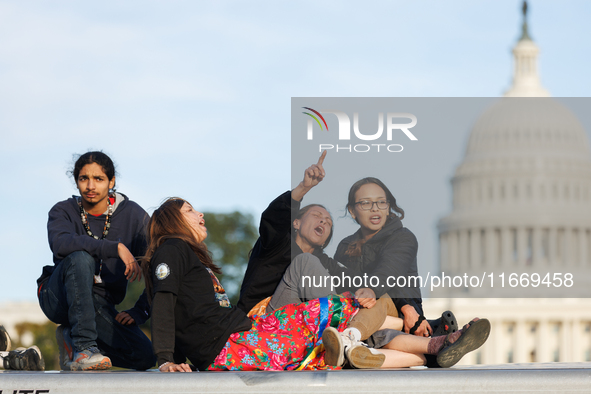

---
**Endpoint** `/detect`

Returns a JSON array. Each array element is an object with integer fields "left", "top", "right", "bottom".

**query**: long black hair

[{"left": 70, "top": 151, "right": 117, "bottom": 191}]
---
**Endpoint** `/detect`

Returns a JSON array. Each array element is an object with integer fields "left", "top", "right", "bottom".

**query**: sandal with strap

[
  {"left": 430, "top": 310, "right": 458, "bottom": 337},
  {"left": 436, "top": 318, "right": 491, "bottom": 368}
]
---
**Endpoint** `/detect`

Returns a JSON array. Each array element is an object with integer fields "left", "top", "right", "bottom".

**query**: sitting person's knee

[{"left": 62, "top": 251, "right": 96, "bottom": 273}]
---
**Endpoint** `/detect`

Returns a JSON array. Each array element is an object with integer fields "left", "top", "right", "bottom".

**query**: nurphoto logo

[{"left": 302, "top": 107, "right": 418, "bottom": 153}]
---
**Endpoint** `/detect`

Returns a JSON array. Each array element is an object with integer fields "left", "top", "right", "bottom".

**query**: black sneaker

[
  {"left": 3, "top": 346, "right": 45, "bottom": 371},
  {"left": 0, "top": 325, "right": 11, "bottom": 352}
]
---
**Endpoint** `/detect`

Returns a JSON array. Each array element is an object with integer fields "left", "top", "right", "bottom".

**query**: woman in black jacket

[
  {"left": 335, "top": 177, "right": 436, "bottom": 338},
  {"left": 144, "top": 196, "right": 490, "bottom": 371}
]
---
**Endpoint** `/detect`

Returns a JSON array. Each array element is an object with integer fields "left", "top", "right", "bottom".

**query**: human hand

[
  {"left": 118, "top": 243, "right": 142, "bottom": 282},
  {"left": 413, "top": 319, "right": 432, "bottom": 337},
  {"left": 401, "top": 304, "right": 432, "bottom": 337},
  {"left": 115, "top": 311, "right": 136, "bottom": 325},
  {"left": 292, "top": 151, "right": 328, "bottom": 202},
  {"left": 354, "top": 288, "right": 377, "bottom": 309},
  {"left": 159, "top": 362, "right": 192, "bottom": 372},
  {"left": 302, "top": 150, "right": 327, "bottom": 189}
]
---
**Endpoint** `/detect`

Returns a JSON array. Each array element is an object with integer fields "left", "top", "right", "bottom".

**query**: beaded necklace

[
  {"left": 77, "top": 195, "right": 114, "bottom": 283},
  {"left": 77, "top": 196, "right": 113, "bottom": 239}
]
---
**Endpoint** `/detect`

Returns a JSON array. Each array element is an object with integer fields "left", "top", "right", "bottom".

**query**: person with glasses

[{"left": 334, "top": 177, "right": 429, "bottom": 338}]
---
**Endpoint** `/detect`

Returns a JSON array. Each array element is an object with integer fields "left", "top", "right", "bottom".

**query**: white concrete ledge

[{"left": 1, "top": 363, "right": 590, "bottom": 394}]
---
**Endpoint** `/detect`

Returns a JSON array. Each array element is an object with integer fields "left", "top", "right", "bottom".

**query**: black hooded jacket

[{"left": 332, "top": 217, "right": 423, "bottom": 315}]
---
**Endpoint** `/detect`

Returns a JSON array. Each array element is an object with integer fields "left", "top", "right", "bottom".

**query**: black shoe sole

[{"left": 436, "top": 319, "right": 491, "bottom": 368}]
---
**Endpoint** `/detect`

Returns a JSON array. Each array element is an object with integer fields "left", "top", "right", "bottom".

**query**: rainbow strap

[
  {"left": 318, "top": 297, "right": 329, "bottom": 338},
  {"left": 296, "top": 298, "right": 329, "bottom": 370}
]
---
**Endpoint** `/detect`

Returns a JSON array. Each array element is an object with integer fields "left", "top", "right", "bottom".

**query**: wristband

[
  {"left": 159, "top": 361, "right": 172, "bottom": 372},
  {"left": 409, "top": 315, "right": 426, "bottom": 335}
]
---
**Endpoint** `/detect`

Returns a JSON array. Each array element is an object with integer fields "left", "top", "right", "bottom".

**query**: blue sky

[{"left": 0, "top": 0, "right": 589, "bottom": 302}]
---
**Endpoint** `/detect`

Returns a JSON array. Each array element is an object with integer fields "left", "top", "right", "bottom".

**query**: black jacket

[
  {"left": 39, "top": 193, "right": 150, "bottom": 323},
  {"left": 237, "top": 191, "right": 302, "bottom": 313},
  {"left": 151, "top": 238, "right": 252, "bottom": 370},
  {"left": 333, "top": 217, "right": 423, "bottom": 315}
]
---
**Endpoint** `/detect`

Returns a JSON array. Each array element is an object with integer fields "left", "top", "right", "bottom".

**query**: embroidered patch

[{"left": 155, "top": 263, "right": 170, "bottom": 280}]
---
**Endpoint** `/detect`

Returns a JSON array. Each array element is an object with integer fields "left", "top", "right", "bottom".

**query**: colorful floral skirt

[{"left": 207, "top": 295, "right": 358, "bottom": 371}]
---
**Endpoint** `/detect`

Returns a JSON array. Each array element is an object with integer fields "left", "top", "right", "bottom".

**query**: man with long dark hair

[{"left": 36, "top": 151, "right": 155, "bottom": 371}]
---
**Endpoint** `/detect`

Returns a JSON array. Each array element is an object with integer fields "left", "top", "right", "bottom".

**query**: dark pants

[{"left": 38, "top": 251, "right": 155, "bottom": 370}]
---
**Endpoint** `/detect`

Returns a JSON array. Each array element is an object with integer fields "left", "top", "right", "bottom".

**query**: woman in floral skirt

[{"left": 143, "top": 197, "right": 490, "bottom": 372}]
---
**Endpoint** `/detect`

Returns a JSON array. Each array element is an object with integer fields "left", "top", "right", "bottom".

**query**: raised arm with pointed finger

[
  {"left": 237, "top": 151, "right": 329, "bottom": 313},
  {"left": 291, "top": 150, "right": 326, "bottom": 202}
]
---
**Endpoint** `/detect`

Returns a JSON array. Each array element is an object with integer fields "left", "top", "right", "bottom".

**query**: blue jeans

[{"left": 38, "top": 251, "right": 155, "bottom": 370}]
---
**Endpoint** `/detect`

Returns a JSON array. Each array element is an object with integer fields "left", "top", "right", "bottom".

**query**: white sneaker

[
  {"left": 322, "top": 327, "right": 345, "bottom": 367},
  {"left": 340, "top": 329, "right": 386, "bottom": 369},
  {"left": 345, "top": 343, "right": 386, "bottom": 369},
  {"left": 340, "top": 329, "right": 360, "bottom": 350},
  {"left": 323, "top": 327, "right": 385, "bottom": 368}
]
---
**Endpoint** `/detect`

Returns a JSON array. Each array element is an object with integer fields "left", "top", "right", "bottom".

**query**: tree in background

[{"left": 200, "top": 211, "right": 258, "bottom": 305}]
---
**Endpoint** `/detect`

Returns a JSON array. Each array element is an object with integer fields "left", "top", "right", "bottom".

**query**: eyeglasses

[{"left": 354, "top": 200, "right": 389, "bottom": 211}]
